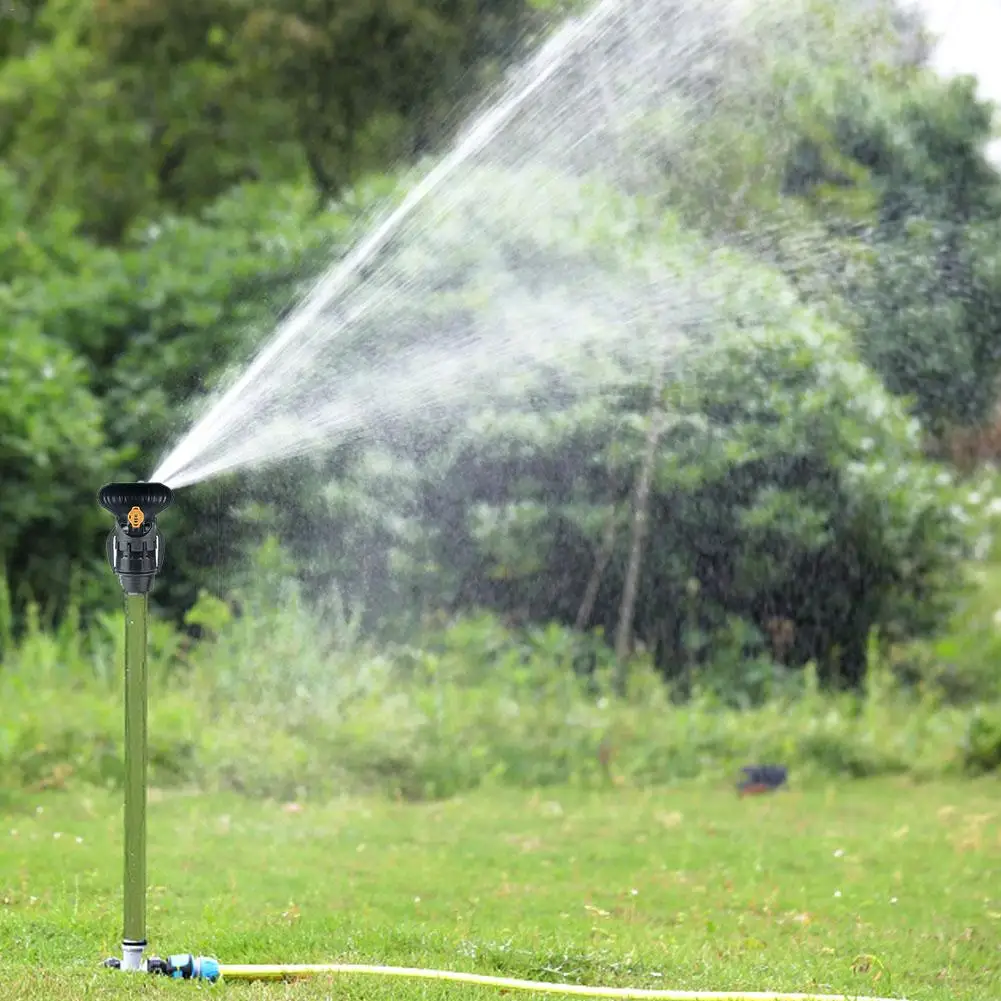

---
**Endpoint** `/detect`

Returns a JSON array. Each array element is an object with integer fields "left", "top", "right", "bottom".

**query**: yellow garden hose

[{"left": 215, "top": 962, "right": 906, "bottom": 1000}]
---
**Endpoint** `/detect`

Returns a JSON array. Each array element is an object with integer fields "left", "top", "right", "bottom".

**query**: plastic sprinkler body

[
  {"left": 99, "top": 482, "right": 174, "bottom": 595},
  {"left": 99, "top": 482, "right": 173, "bottom": 972}
]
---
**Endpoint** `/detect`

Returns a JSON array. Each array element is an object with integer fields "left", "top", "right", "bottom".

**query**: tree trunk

[
  {"left": 614, "top": 374, "right": 665, "bottom": 687},
  {"left": 574, "top": 509, "right": 617, "bottom": 631}
]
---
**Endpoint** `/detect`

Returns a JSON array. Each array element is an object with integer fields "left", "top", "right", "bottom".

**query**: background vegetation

[{"left": 3, "top": 0, "right": 1001, "bottom": 798}]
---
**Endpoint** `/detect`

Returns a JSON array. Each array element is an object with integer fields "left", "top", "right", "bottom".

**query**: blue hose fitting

[{"left": 166, "top": 954, "right": 221, "bottom": 982}]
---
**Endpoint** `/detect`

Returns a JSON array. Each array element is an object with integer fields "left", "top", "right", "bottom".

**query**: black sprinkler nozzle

[
  {"left": 99, "top": 482, "right": 174, "bottom": 595},
  {"left": 99, "top": 482, "right": 174, "bottom": 523}
]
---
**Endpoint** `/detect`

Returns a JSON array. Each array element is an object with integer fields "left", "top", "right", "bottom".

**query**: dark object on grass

[{"left": 737, "top": 764, "right": 788, "bottom": 796}]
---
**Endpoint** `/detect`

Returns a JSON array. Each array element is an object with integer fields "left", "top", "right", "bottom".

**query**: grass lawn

[{"left": 0, "top": 778, "right": 998, "bottom": 1000}]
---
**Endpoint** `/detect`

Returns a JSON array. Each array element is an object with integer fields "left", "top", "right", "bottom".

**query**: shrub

[
  {"left": 395, "top": 223, "right": 973, "bottom": 688},
  {"left": 2, "top": 588, "right": 993, "bottom": 799},
  {"left": 962, "top": 706, "right": 1001, "bottom": 775}
]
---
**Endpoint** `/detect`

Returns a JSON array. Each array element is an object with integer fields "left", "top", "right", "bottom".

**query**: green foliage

[
  {"left": 886, "top": 485, "right": 1001, "bottom": 704},
  {"left": 646, "top": 0, "right": 1001, "bottom": 430},
  {"left": 0, "top": 173, "right": 122, "bottom": 618},
  {"left": 0, "top": 336, "right": 107, "bottom": 604},
  {"left": 0, "top": 0, "right": 997, "bottom": 711},
  {"left": 657, "top": 306, "right": 970, "bottom": 681},
  {"left": 1, "top": 173, "right": 396, "bottom": 615},
  {"left": 645, "top": 0, "right": 916, "bottom": 287},
  {"left": 962, "top": 705, "right": 1001, "bottom": 774},
  {"left": 183, "top": 588, "right": 233, "bottom": 637},
  {"left": 838, "top": 74, "right": 1001, "bottom": 431},
  {"left": 0, "top": 0, "right": 541, "bottom": 239},
  {"left": 138, "top": 166, "right": 963, "bottom": 693},
  {"left": 319, "top": 175, "right": 969, "bottom": 687},
  {"left": 1, "top": 594, "right": 994, "bottom": 800}
]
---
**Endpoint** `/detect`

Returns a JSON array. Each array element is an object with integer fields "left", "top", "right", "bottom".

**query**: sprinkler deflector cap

[
  {"left": 99, "top": 482, "right": 174, "bottom": 595},
  {"left": 100, "top": 482, "right": 173, "bottom": 522}
]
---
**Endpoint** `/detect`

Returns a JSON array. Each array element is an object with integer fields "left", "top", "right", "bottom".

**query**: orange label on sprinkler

[{"left": 127, "top": 506, "right": 145, "bottom": 529}]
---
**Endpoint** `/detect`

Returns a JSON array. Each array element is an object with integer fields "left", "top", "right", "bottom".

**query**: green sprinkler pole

[
  {"left": 123, "top": 590, "right": 149, "bottom": 957},
  {"left": 99, "top": 482, "right": 174, "bottom": 973}
]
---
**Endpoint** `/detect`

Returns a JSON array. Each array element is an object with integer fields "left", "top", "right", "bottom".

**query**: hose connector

[
  {"left": 146, "top": 954, "right": 221, "bottom": 981},
  {"left": 105, "top": 953, "right": 220, "bottom": 981},
  {"left": 167, "top": 954, "right": 221, "bottom": 981},
  {"left": 99, "top": 482, "right": 174, "bottom": 595}
]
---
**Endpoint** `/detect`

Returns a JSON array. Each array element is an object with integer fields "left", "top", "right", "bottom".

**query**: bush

[
  {"left": 0, "top": 164, "right": 405, "bottom": 627},
  {"left": 387, "top": 214, "right": 973, "bottom": 687},
  {"left": 880, "top": 472, "right": 1001, "bottom": 704},
  {"left": 647, "top": 300, "right": 972, "bottom": 686},
  {"left": 0, "top": 167, "right": 126, "bottom": 627},
  {"left": 191, "top": 169, "right": 968, "bottom": 694},
  {"left": 962, "top": 705, "right": 1001, "bottom": 775},
  {"left": 0, "top": 153, "right": 975, "bottom": 697},
  {"left": 2, "top": 582, "right": 994, "bottom": 799}
]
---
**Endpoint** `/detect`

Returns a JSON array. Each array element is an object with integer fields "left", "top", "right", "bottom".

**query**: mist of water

[
  {"left": 151, "top": 0, "right": 762, "bottom": 489},
  {"left": 151, "top": 0, "right": 999, "bottom": 490},
  {"left": 154, "top": 0, "right": 620, "bottom": 487}
]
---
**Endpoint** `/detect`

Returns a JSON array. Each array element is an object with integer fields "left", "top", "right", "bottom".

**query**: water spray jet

[{"left": 94, "top": 482, "right": 909, "bottom": 1000}]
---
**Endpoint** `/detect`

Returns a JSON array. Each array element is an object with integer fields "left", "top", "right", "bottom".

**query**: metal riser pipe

[{"left": 123, "top": 591, "right": 149, "bottom": 965}]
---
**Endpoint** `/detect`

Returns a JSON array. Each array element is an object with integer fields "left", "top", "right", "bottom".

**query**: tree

[
  {"left": 0, "top": 0, "right": 978, "bottom": 685},
  {"left": 0, "top": 0, "right": 542, "bottom": 242},
  {"left": 0, "top": 326, "right": 122, "bottom": 626},
  {"left": 6, "top": 176, "right": 392, "bottom": 616},
  {"left": 613, "top": 366, "right": 663, "bottom": 672},
  {"left": 228, "top": 167, "right": 969, "bottom": 690},
  {"left": 836, "top": 76, "right": 1001, "bottom": 432},
  {"left": 0, "top": 166, "right": 124, "bottom": 626},
  {"left": 636, "top": 0, "right": 1001, "bottom": 432}
]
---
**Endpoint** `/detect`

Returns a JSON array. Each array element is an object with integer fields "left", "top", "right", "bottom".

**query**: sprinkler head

[{"left": 99, "top": 482, "right": 174, "bottom": 595}]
